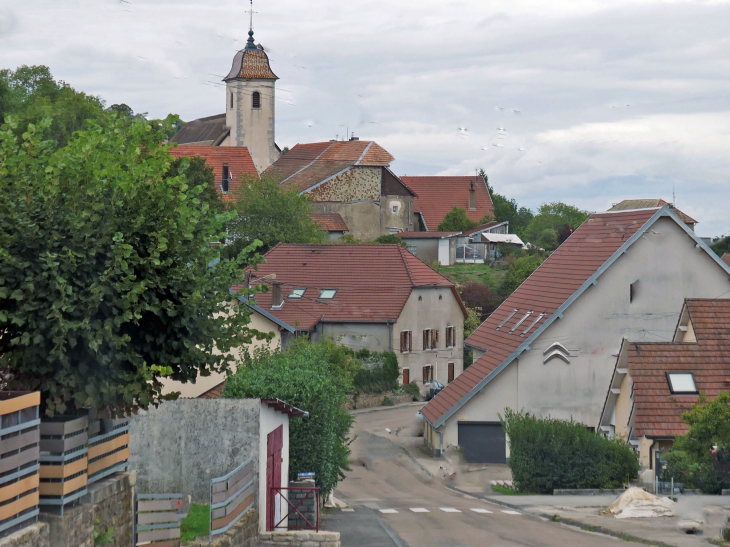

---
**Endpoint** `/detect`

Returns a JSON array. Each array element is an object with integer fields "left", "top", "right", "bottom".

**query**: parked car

[{"left": 425, "top": 380, "right": 445, "bottom": 401}]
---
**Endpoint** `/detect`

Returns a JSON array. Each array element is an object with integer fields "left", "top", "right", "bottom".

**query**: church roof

[
  {"left": 224, "top": 30, "right": 278, "bottom": 81},
  {"left": 169, "top": 114, "right": 228, "bottom": 146}
]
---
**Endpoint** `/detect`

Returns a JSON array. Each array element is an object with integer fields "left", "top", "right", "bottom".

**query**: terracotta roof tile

[
  {"left": 170, "top": 114, "right": 228, "bottom": 146},
  {"left": 399, "top": 231, "right": 460, "bottom": 239},
  {"left": 421, "top": 208, "right": 661, "bottom": 424},
  {"left": 401, "top": 176, "right": 494, "bottom": 231},
  {"left": 168, "top": 146, "right": 257, "bottom": 201},
  {"left": 609, "top": 199, "right": 697, "bottom": 225},
  {"left": 723, "top": 254, "right": 730, "bottom": 268},
  {"left": 234, "top": 244, "right": 459, "bottom": 331},
  {"left": 309, "top": 213, "right": 348, "bottom": 232},
  {"left": 224, "top": 46, "right": 278, "bottom": 80}
]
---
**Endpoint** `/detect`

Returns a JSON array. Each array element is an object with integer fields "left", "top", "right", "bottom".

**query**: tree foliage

[
  {"left": 501, "top": 409, "right": 639, "bottom": 493},
  {"left": 502, "top": 254, "right": 545, "bottom": 294},
  {"left": 223, "top": 176, "right": 327, "bottom": 258},
  {"left": 459, "top": 282, "right": 500, "bottom": 320},
  {"left": 437, "top": 206, "right": 477, "bottom": 232},
  {"left": 351, "top": 349, "right": 400, "bottom": 393},
  {"left": 374, "top": 234, "right": 406, "bottom": 246},
  {"left": 711, "top": 236, "right": 730, "bottom": 258},
  {"left": 480, "top": 169, "right": 533, "bottom": 238},
  {"left": 464, "top": 306, "right": 482, "bottom": 339},
  {"left": 664, "top": 392, "right": 730, "bottom": 493},
  {"left": 165, "top": 155, "right": 225, "bottom": 216},
  {"left": 223, "top": 338, "right": 355, "bottom": 495},
  {"left": 0, "top": 115, "right": 267, "bottom": 416},
  {"left": 523, "top": 202, "right": 591, "bottom": 250}
]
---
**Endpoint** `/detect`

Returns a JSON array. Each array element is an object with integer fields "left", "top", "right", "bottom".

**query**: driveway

[{"left": 323, "top": 404, "right": 639, "bottom": 547}]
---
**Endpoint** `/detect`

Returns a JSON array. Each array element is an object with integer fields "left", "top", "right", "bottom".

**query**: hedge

[{"left": 501, "top": 409, "right": 639, "bottom": 493}]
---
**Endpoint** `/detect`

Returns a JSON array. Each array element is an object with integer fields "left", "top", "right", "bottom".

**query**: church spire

[{"left": 245, "top": 0, "right": 257, "bottom": 50}]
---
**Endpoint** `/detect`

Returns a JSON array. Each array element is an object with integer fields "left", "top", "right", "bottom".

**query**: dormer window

[
  {"left": 252, "top": 91, "right": 261, "bottom": 109},
  {"left": 222, "top": 165, "right": 230, "bottom": 193},
  {"left": 319, "top": 289, "right": 337, "bottom": 300},
  {"left": 667, "top": 372, "right": 698, "bottom": 394},
  {"left": 289, "top": 288, "right": 306, "bottom": 299}
]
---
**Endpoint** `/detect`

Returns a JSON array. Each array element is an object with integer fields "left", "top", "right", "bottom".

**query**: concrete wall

[
  {"left": 130, "top": 399, "right": 261, "bottom": 503},
  {"left": 310, "top": 201, "right": 383, "bottom": 242},
  {"left": 393, "top": 287, "right": 465, "bottom": 391},
  {"left": 258, "top": 404, "right": 289, "bottom": 533},
  {"left": 226, "top": 79, "right": 279, "bottom": 173},
  {"left": 259, "top": 531, "right": 340, "bottom": 547},
  {"left": 312, "top": 322, "right": 392, "bottom": 353},
  {"left": 402, "top": 238, "right": 439, "bottom": 264},
  {"left": 381, "top": 193, "right": 416, "bottom": 235},
  {"left": 438, "top": 217, "right": 730, "bottom": 448}
]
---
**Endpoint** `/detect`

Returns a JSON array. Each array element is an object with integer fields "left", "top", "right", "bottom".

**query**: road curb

[{"left": 349, "top": 401, "right": 424, "bottom": 415}]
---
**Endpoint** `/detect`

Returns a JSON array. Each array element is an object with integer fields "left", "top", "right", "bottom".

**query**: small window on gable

[
  {"left": 630, "top": 280, "right": 639, "bottom": 303},
  {"left": 222, "top": 165, "right": 230, "bottom": 193},
  {"left": 230, "top": 92, "right": 233, "bottom": 109},
  {"left": 319, "top": 289, "right": 337, "bottom": 300},
  {"left": 392, "top": 205, "right": 398, "bottom": 214},
  {"left": 289, "top": 288, "right": 306, "bottom": 299},
  {"left": 667, "top": 372, "right": 698, "bottom": 394},
  {"left": 252, "top": 91, "right": 261, "bottom": 109}
]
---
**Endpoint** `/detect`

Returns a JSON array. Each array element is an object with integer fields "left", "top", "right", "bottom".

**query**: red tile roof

[
  {"left": 421, "top": 207, "right": 662, "bottom": 425},
  {"left": 723, "top": 254, "right": 730, "bottom": 268},
  {"left": 309, "top": 213, "right": 348, "bottom": 232},
  {"left": 234, "top": 244, "right": 464, "bottom": 331},
  {"left": 168, "top": 146, "right": 257, "bottom": 201},
  {"left": 461, "top": 221, "right": 505, "bottom": 236},
  {"left": 609, "top": 199, "right": 697, "bottom": 226},
  {"left": 398, "top": 231, "right": 460, "bottom": 239},
  {"left": 626, "top": 299, "right": 730, "bottom": 438},
  {"left": 262, "top": 141, "right": 394, "bottom": 193},
  {"left": 401, "top": 176, "right": 495, "bottom": 231}
]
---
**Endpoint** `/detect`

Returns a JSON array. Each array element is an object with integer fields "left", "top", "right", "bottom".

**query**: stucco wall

[
  {"left": 393, "top": 287, "right": 465, "bottom": 391},
  {"left": 310, "top": 201, "right": 382, "bottom": 242},
  {"left": 129, "top": 399, "right": 261, "bottom": 503},
  {"left": 614, "top": 371, "right": 632, "bottom": 439},
  {"left": 438, "top": 217, "right": 730, "bottom": 446},
  {"left": 310, "top": 166, "right": 380, "bottom": 202},
  {"left": 401, "top": 238, "right": 439, "bottom": 264},
  {"left": 226, "top": 79, "right": 279, "bottom": 173},
  {"left": 313, "top": 322, "right": 392, "bottom": 352},
  {"left": 381, "top": 194, "right": 415, "bottom": 234},
  {"left": 258, "top": 404, "right": 290, "bottom": 532}
]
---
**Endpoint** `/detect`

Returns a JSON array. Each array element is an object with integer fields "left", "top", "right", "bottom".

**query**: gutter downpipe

[
  {"left": 437, "top": 427, "right": 444, "bottom": 457},
  {"left": 387, "top": 322, "right": 393, "bottom": 352}
]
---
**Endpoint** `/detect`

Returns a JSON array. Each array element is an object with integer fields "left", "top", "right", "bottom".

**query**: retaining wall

[{"left": 259, "top": 531, "right": 340, "bottom": 547}]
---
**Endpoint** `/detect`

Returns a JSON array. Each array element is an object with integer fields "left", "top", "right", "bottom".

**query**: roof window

[
  {"left": 521, "top": 313, "right": 546, "bottom": 337},
  {"left": 496, "top": 309, "right": 518, "bottom": 330},
  {"left": 288, "top": 288, "right": 306, "bottom": 299},
  {"left": 509, "top": 311, "right": 533, "bottom": 334},
  {"left": 666, "top": 372, "right": 698, "bottom": 394},
  {"left": 319, "top": 289, "right": 337, "bottom": 300}
]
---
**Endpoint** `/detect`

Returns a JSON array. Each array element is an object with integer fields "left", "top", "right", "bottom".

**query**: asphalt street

[{"left": 323, "top": 404, "right": 638, "bottom": 547}]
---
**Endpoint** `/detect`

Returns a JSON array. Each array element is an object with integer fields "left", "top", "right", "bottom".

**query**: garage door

[{"left": 458, "top": 422, "right": 506, "bottom": 463}]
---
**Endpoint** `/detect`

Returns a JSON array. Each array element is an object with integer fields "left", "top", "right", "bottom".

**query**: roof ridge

[
  {"left": 397, "top": 245, "right": 417, "bottom": 287},
  {"left": 280, "top": 141, "right": 337, "bottom": 184},
  {"left": 355, "top": 141, "right": 374, "bottom": 166}
]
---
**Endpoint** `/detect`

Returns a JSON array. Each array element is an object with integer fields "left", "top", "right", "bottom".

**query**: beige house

[
  {"left": 420, "top": 205, "right": 730, "bottom": 462},
  {"left": 599, "top": 298, "right": 730, "bottom": 484},
  {"left": 237, "top": 244, "right": 468, "bottom": 392}
]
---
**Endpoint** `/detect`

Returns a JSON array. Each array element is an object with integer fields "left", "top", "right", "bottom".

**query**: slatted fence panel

[
  {"left": 0, "top": 392, "right": 40, "bottom": 538},
  {"left": 135, "top": 493, "right": 182, "bottom": 547},
  {"left": 86, "top": 416, "right": 130, "bottom": 485},
  {"left": 209, "top": 457, "right": 255, "bottom": 539}
]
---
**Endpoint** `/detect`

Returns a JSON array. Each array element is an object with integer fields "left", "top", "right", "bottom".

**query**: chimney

[
  {"left": 469, "top": 182, "right": 476, "bottom": 210},
  {"left": 271, "top": 282, "right": 284, "bottom": 309},
  {"left": 243, "top": 272, "right": 251, "bottom": 289}
]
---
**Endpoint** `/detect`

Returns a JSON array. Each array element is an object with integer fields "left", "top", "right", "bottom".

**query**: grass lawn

[
  {"left": 435, "top": 263, "right": 506, "bottom": 291},
  {"left": 491, "top": 485, "right": 530, "bottom": 495},
  {"left": 180, "top": 503, "right": 210, "bottom": 544}
]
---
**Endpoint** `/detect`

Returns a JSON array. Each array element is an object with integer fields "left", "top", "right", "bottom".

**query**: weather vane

[{"left": 246, "top": 0, "right": 257, "bottom": 32}]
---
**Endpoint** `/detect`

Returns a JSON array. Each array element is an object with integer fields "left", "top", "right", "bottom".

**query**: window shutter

[
  {"left": 400, "top": 332, "right": 405, "bottom": 352},
  {"left": 433, "top": 330, "right": 439, "bottom": 349},
  {"left": 409, "top": 331, "right": 412, "bottom": 352},
  {"left": 423, "top": 330, "right": 427, "bottom": 351},
  {"left": 448, "top": 363, "right": 454, "bottom": 383},
  {"left": 422, "top": 366, "right": 427, "bottom": 383}
]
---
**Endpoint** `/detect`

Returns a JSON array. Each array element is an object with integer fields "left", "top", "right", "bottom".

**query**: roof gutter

[
  {"left": 429, "top": 206, "right": 675, "bottom": 429},
  {"left": 231, "top": 290, "right": 296, "bottom": 333}
]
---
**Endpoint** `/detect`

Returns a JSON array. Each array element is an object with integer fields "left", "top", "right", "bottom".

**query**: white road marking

[
  {"left": 470, "top": 508, "right": 493, "bottom": 514},
  {"left": 462, "top": 494, "right": 477, "bottom": 499},
  {"left": 501, "top": 510, "right": 521, "bottom": 515},
  {"left": 440, "top": 507, "right": 462, "bottom": 513},
  {"left": 379, "top": 509, "right": 398, "bottom": 514},
  {"left": 410, "top": 508, "right": 430, "bottom": 513},
  {"left": 341, "top": 508, "right": 354, "bottom": 512}
]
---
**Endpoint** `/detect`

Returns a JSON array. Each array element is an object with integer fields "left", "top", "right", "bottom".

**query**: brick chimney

[{"left": 271, "top": 282, "right": 284, "bottom": 309}]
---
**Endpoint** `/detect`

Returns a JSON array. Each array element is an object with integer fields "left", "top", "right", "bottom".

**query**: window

[
  {"left": 388, "top": 228, "right": 400, "bottom": 235},
  {"left": 667, "top": 372, "right": 698, "bottom": 394},
  {"left": 423, "top": 329, "right": 431, "bottom": 351},
  {"left": 222, "top": 165, "right": 230, "bottom": 193},
  {"left": 448, "top": 363, "right": 455, "bottom": 383},
  {"left": 445, "top": 326, "right": 455, "bottom": 348},
  {"left": 630, "top": 280, "right": 638, "bottom": 303},
  {"left": 422, "top": 365, "right": 433, "bottom": 383},
  {"left": 230, "top": 92, "right": 233, "bottom": 109},
  {"left": 400, "top": 331, "right": 412, "bottom": 353},
  {"left": 432, "top": 329, "right": 439, "bottom": 350},
  {"left": 319, "top": 289, "right": 337, "bottom": 300},
  {"left": 392, "top": 205, "right": 398, "bottom": 213},
  {"left": 288, "top": 288, "right": 306, "bottom": 299},
  {"left": 407, "top": 245, "right": 418, "bottom": 256},
  {"left": 402, "top": 368, "right": 410, "bottom": 385},
  {"left": 252, "top": 91, "right": 261, "bottom": 109}
]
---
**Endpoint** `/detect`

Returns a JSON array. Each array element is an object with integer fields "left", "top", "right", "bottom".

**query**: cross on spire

[{"left": 246, "top": 0, "right": 257, "bottom": 32}]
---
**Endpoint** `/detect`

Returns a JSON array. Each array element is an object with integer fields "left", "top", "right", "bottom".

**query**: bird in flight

[{"left": 497, "top": 127, "right": 506, "bottom": 132}]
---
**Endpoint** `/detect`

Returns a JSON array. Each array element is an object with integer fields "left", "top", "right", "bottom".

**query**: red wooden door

[{"left": 266, "top": 426, "right": 284, "bottom": 531}]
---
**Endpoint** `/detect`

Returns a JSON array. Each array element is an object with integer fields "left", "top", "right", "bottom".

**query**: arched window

[
  {"left": 230, "top": 92, "right": 233, "bottom": 109},
  {"left": 252, "top": 91, "right": 261, "bottom": 109}
]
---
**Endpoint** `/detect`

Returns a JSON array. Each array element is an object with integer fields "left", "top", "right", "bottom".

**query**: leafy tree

[
  {"left": 223, "top": 176, "right": 327, "bottom": 258},
  {"left": 664, "top": 392, "right": 730, "bottom": 493},
  {"left": 374, "top": 234, "right": 406, "bottom": 246},
  {"left": 437, "top": 206, "right": 477, "bottom": 232},
  {"left": 459, "top": 282, "right": 501, "bottom": 320},
  {"left": 0, "top": 65, "right": 107, "bottom": 148},
  {"left": 711, "top": 236, "right": 730, "bottom": 258},
  {"left": 523, "top": 202, "right": 590, "bottom": 250},
  {"left": 0, "top": 116, "right": 268, "bottom": 416},
  {"left": 351, "top": 349, "right": 400, "bottom": 393},
  {"left": 165, "top": 156, "right": 225, "bottom": 216},
  {"left": 464, "top": 305, "right": 482, "bottom": 338},
  {"left": 223, "top": 338, "right": 355, "bottom": 495},
  {"left": 502, "top": 254, "right": 544, "bottom": 295},
  {"left": 479, "top": 169, "right": 533, "bottom": 238},
  {"left": 151, "top": 114, "right": 185, "bottom": 141}
]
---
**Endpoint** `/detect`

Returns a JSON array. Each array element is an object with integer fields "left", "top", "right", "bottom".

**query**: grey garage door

[{"left": 458, "top": 422, "right": 506, "bottom": 463}]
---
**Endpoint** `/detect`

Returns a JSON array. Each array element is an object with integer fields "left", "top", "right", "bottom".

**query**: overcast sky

[{"left": 1, "top": 0, "right": 728, "bottom": 235}]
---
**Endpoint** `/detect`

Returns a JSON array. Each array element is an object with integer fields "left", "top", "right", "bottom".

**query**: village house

[
  {"left": 420, "top": 205, "right": 730, "bottom": 463},
  {"left": 236, "top": 243, "right": 468, "bottom": 392},
  {"left": 401, "top": 175, "right": 495, "bottom": 231},
  {"left": 609, "top": 199, "right": 697, "bottom": 230},
  {"left": 599, "top": 298, "right": 730, "bottom": 484},
  {"left": 309, "top": 213, "right": 349, "bottom": 241}
]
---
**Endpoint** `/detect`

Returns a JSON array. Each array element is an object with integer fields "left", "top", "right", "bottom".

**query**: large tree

[
  {"left": 0, "top": 115, "right": 267, "bottom": 416},
  {"left": 479, "top": 169, "right": 534, "bottom": 238},
  {"left": 437, "top": 206, "right": 478, "bottom": 232},
  {"left": 523, "top": 202, "right": 591, "bottom": 250},
  {"left": 223, "top": 176, "right": 326, "bottom": 258}
]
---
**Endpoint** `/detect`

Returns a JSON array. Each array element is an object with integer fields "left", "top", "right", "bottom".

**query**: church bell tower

[{"left": 223, "top": 24, "right": 280, "bottom": 173}]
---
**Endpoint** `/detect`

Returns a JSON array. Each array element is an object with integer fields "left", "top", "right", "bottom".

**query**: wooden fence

[
  {"left": 134, "top": 493, "right": 183, "bottom": 547},
  {"left": 0, "top": 392, "right": 41, "bottom": 538},
  {"left": 209, "top": 457, "right": 255, "bottom": 540}
]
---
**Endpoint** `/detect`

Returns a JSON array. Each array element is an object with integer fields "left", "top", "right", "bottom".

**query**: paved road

[{"left": 324, "top": 405, "right": 636, "bottom": 547}]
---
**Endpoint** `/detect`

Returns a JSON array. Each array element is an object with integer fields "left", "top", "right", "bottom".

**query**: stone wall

[
  {"left": 129, "top": 399, "right": 261, "bottom": 503},
  {"left": 259, "top": 531, "right": 339, "bottom": 547},
  {"left": 310, "top": 166, "right": 380, "bottom": 202},
  {"left": 286, "top": 480, "right": 317, "bottom": 530},
  {"left": 0, "top": 523, "right": 49, "bottom": 547},
  {"left": 187, "top": 509, "right": 259, "bottom": 547},
  {"left": 345, "top": 392, "right": 414, "bottom": 410}
]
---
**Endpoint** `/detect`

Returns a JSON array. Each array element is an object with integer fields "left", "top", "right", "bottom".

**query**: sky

[{"left": 1, "top": 0, "right": 729, "bottom": 236}]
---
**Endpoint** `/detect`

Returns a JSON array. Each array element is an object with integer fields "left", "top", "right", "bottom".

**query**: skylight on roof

[
  {"left": 667, "top": 372, "right": 698, "bottom": 394},
  {"left": 289, "top": 288, "right": 306, "bottom": 299},
  {"left": 496, "top": 309, "right": 518, "bottom": 330},
  {"left": 509, "top": 311, "right": 533, "bottom": 334},
  {"left": 319, "top": 289, "right": 337, "bottom": 300}
]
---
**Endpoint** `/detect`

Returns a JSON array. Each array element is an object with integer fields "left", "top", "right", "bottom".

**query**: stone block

[{"left": 0, "top": 523, "right": 50, "bottom": 547}]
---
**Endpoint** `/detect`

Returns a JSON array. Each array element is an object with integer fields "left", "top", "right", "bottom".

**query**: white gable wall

[{"left": 440, "top": 216, "right": 730, "bottom": 448}]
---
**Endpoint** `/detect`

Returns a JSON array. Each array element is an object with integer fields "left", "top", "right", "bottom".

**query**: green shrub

[
  {"left": 382, "top": 396, "right": 394, "bottom": 406},
  {"left": 402, "top": 382, "right": 421, "bottom": 400},
  {"left": 501, "top": 409, "right": 639, "bottom": 493},
  {"left": 352, "top": 351, "right": 400, "bottom": 393},
  {"left": 374, "top": 234, "right": 406, "bottom": 246}
]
